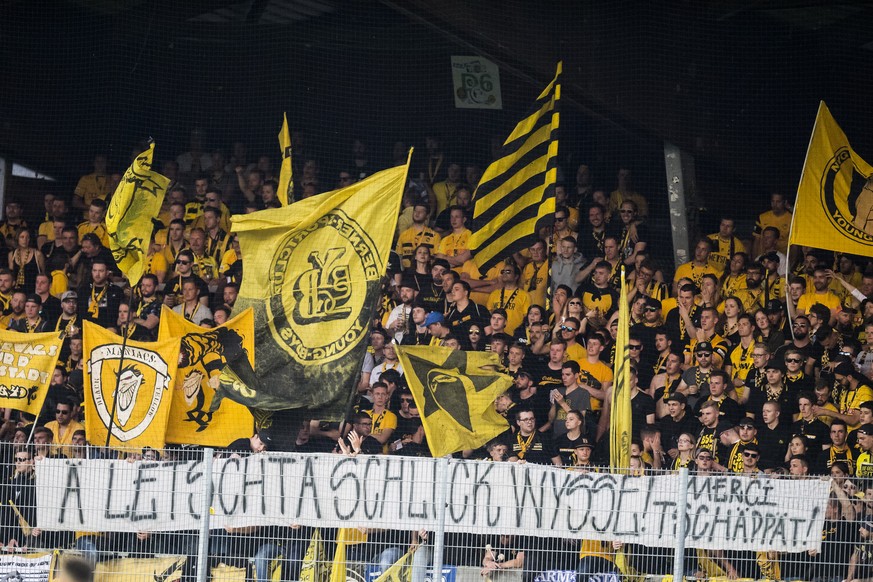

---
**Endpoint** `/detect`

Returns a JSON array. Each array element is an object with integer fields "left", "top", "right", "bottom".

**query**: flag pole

[
  {"left": 785, "top": 101, "right": 823, "bottom": 342},
  {"left": 104, "top": 283, "right": 139, "bottom": 449}
]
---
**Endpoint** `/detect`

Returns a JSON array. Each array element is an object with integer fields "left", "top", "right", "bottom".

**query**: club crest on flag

[
  {"left": 88, "top": 343, "right": 172, "bottom": 441},
  {"left": 268, "top": 209, "right": 379, "bottom": 364},
  {"left": 820, "top": 146, "right": 873, "bottom": 243}
]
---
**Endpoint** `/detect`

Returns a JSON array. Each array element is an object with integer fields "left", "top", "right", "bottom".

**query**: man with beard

[
  {"left": 386, "top": 276, "right": 418, "bottom": 343},
  {"left": 131, "top": 274, "right": 161, "bottom": 341},
  {"left": 486, "top": 262, "right": 530, "bottom": 336},
  {"left": 773, "top": 316, "right": 816, "bottom": 365},
  {"left": 69, "top": 232, "right": 118, "bottom": 287},
  {"left": 77, "top": 259, "right": 123, "bottom": 328},
  {"left": 0, "top": 269, "right": 14, "bottom": 314},
  {"left": 551, "top": 236, "right": 586, "bottom": 296},
  {"left": 797, "top": 267, "right": 840, "bottom": 323},
  {"left": 395, "top": 202, "right": 441, "bottom": 269},
  {"left": 53, "top": 291, "right": 80, "bottom": 342},
  {"left": 506, "top": 408, "right": 561, "bottom": 465},
  {"left": 735, "top": 262, "right": 767, "bottom": 313},
  {"left": 815, "top": 361, "right": 873, "bottom": 431},
  {"left": 416, "top": 258, "right": 449, "bottom": 314},
  {"left": 0, "top": 290, "right": 25, "bottom": 330},
  {"left": 576, "top": 203, "right": 608, "bottom": 263}
]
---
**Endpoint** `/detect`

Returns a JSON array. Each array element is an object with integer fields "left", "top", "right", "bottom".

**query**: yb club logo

[
  {"left": 269, "top": 210, "right": 381, "bottom": 364},
  {"left": 88, "top": 343, "right": 171, "bottom": 441},
  {"left": 292, "top": 248, "right": 352, "bottom": 323},
  {"left": 821, "top": 146, "right": 873, "bottom": 244}
]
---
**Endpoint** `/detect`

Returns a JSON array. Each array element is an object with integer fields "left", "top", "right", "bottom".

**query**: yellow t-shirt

[
  {"left": 438, "top": 228, "right": 472, "bottom": 258},
  {"left": 39, "top": 220, "right": 56, "bottom": 242},
  {"left": 706, "top": 234, "right": 746, "bottom": 274},
  {"left": 74, "top": 173, "right": 111, "bottom": 207},
  {"left": 579, "top": 358, "right": 613, "bottom": 412},
  {"left": 78, "top": 221, "right": 110, "bottom": 248},
  {"left": 396, "top": 226, "right": 441, "bottom": 269},
  {"left": 486, "top": 287, "right": 530, "bottom": 335},
  {"left": 797, "top": 291, "right": 841, "bottom": 315},
  {"left": 521, "top": 260, "right": 549, "bottom": 309},
  {"left": 841, "top": 383, "right": 873, "bottom": 431},
  {"left": 753, "top": 210, "right": 792, "bottom": 253},
  {"left": 673, "top": 261, "right": 719, "bottom": 287},
  {"left": 50, "top": 269, "right": 68, "bottom": 297}
]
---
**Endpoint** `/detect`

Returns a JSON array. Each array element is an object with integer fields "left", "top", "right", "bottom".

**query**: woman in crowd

[{"left": 9, "top": 228, "right": 45, "bottom": 294}]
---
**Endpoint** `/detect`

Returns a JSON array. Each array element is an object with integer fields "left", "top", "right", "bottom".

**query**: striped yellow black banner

[{"left": 469, "top": 62, "right": 561, "bottom": 271}]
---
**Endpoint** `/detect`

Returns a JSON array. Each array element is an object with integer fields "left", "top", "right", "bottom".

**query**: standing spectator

[
  {"left": 752, "top": 192, "right": 792, "bottom": 255},
  {"left": 73, "top": 154, "right": 111, "bottom": 213},
  {"left": 9, "top": 229, "right": 45, "bottom": 294},
  {"left": 506, "top": 408, "right": 560, "bottom": 465},
  {"left": 78, "top": 259, "right": 123, "bottom": 329},
  {"left": 707, "top": 217, "right": 745, "bottom": 274}
]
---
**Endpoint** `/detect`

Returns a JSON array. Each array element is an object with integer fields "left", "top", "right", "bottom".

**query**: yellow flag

[
  {"left": 299, "top": 529, "right": 329, "bottom": 582},
  {"left": 393, "top": 346, "right": 511, "bottom": 457},
  {"left": 158, "top": 306, "right": 254, "bottom": 447},
  {"left": 218, "top": 157, "right": 410, "bottom": 418},
  {"left": 106, "top": 143, "right": 170, "bottom": 285},
  {"left": 610, "top": 268, "right": 632, "bottom": 470},
  {"left": 329, "top": 528, "right": 367, "bottom": 582},
  {"left": 469, "top": 62, "right": 560, "bottom": 272},
  {"left": 790, "top": 101, "right": 873, "bottom": 255},
  {"left": 0, "top": 330, "right": 62, "bottom": 415},
  {"left": 94, "top": 556, "right": 186, "bottom": 582},
  {"left": 83, "top": 321, "right": 180, "bottom": 450},
  {"left": 277, "top": 113, "right": 294, "bottom": 206},
  {"left": 373, "top": 548, "right": 416, "bottom": 582}
]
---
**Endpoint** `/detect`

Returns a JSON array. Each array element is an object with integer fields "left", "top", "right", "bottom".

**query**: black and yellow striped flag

[{"left": 469, "top": 62, "right": 561, "bottom": 271}]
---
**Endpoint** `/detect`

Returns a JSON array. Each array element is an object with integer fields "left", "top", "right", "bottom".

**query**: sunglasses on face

[
  {"left": 177, "top": 260, "right": 191, "bottom": 265},
  {"left": 628, "top": 345, "right": 643, "bottom": 351},
  {"left": 569, "top": 301, "right": 582, "bottom": 306},
  {"left": 644, "top": 307, "right": 658, "bottom": 312},
  {"left": 561, "top": 326, "right": 576, "bottom": 332},
  {"left": 785, "top": 358, "right": 802, "bottom": 363},
  {"left": 742, "top": 452, "right": 759, "bottom": 458}
]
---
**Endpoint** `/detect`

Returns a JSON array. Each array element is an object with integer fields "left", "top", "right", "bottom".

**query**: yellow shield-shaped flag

[
  {"left": 0, "top": 330, "right": 63, "bottom": 416},
  {"left": 158, "top": 306, "right": 254, "bottom": 447},
  {"left": 83, "top": 321, "right": 180, "bottom": 450}
]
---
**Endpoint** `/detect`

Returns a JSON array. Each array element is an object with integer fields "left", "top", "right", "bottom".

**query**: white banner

[
  {"left": 451, "top": 56, "right": 502, "bottom": 109},
  {"left": 0, "top": 553, "right": 53, "bottom": 582},
  {"left": 36, "top": 454, "right": 828, "bottom": 552}
]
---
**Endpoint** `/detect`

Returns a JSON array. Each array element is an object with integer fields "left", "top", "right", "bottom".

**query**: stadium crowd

[{"left": 0, "top": 133, "right": 872, "bottom": 582}]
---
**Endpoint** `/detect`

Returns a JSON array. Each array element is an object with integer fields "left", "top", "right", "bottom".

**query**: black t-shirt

[
  {"left": 696, "top": 421, "right": 732, "bottom": 464},
  {"left": 755, "top": 421, "right": 792, "bottom": 470},
  {"left": 745, "top": 385, "right": 797, "bottom": 422},
  {"left": 445, "top": 301, "right": 490, "bottom": 342},
  {"left": 575, "top": 282, "right": 619, "bottom": 316},
  {"left": 630, "top": 391, "right": 655, "bottom": 437},
  {"left": 515, "top": 389, "right": 551, "bottom": 429},
  {"left": 659, "top": 413, "right": 702, "bottom": 451},
  {"left": 504, "top": 431, "right": 557, "bottom": 465}
]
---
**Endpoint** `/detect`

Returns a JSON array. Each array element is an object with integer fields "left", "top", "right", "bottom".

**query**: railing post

[
  {"left": 672, "top": 467, "right": 690, "bottom": 582},
  {"left": 430, "top": 455, "right": 450, "bottom": 582},
  {"left": 196, "top": 447, "right": 215, "bottom": 582}
]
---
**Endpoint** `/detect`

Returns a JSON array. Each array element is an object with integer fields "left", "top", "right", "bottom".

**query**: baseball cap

[
  {"left": 61, "top": 291, "right": 78, "bottom": 301},
  {"left": 25, "top": 294, "right": 42, "bottom": 306},
  {"left": 834, "top": 361, "right": 856, "bottom": 377},
  {"left": 857, "top": 423, "right": 873, "bottom": 436},
  {"left": 694, "top": 341, "right": 713, "bottom": 354},
  {"left": 764, "top": 299, "right": 783, "bottom": 314},
  {"left": 645, "top": 297, "right": 662, "bottom": 310},
  {"left": 574, "top": 438, "right": 594, "bottom": 449},
  {"left": 737, "top": 417, "right": 756, "bottom": 428},
  {"left": 761, "top": 251, "right": 780, "bottom": 264},
  {"left": 431, "top": 258, "right": 451, "bottom": 270},
  {"left": 741, "top": 442, "right": 760, "bottom": 454},
  {"left": 424, "top": 312, "right": 445, "bottom": 327},
  {"left": 665, "top": 393, "right": 687, "bottom": 405},
  {"left": 256, "top": 428, "right": 274, "bottom": 449}
]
